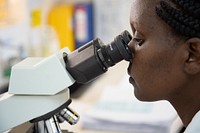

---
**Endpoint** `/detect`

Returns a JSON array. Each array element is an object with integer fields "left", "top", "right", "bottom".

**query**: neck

[{"left": 168, "top": 85, "right": 200, "bottom": 127}]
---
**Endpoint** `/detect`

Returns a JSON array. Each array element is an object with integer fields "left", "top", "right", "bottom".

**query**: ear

[{"left": 184, "top": 38, "right": 200, "bottom": 75}]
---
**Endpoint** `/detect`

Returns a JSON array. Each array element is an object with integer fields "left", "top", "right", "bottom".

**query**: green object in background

[
  {"left": 3, "top": 66, "right": 11, "bottom": 78},
  {"left": 3, "top": 57, "right": 22, "bottom": 78}
]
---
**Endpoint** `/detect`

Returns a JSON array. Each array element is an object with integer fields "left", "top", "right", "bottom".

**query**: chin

[{"left": 133, "top": 88, "right": 158, "bottom": 102}]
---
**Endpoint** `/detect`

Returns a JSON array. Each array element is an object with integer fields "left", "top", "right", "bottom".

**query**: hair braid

[
  {"left": 171, "top": 0, "right": 200, "bottom": 18},
  {"left": 160, "top": 1, "right": 200, "bottom": 30},
  {"left": 155, "top": 0, "right": 200, "bottom": 38}
]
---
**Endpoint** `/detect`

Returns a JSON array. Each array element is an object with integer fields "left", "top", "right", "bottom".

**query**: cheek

[
  {"left": 131, "top": 48, "right": 176, "bottom": 100},
  {"left": 133, "top": 53, "right": 162, "bottom": 88}
]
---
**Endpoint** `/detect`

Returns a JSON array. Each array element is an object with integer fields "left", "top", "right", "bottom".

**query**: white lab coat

[{"left": 184, "top": 110, "right": 200, "bottom": 133}]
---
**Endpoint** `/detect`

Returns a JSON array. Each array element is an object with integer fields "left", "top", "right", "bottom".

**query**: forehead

[{"left": 130, "top": 0, "right": 160, "bottom": 33}]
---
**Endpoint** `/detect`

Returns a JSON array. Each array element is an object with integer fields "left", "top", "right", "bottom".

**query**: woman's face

[{"left": 128, "top": 0, "right": 187, "bottom": 101}]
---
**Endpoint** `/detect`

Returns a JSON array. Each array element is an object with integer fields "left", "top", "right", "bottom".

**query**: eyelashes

[
  {"left": 132, "top": 30, "right": 144, "bottom": 46},
  {"left": 133, "top": 38, "right": 144, "bottom": 46}
]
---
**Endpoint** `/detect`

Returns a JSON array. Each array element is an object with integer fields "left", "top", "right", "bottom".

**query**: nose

[{"left": 128, "top": 41, "right": 134, "bottom": 62}]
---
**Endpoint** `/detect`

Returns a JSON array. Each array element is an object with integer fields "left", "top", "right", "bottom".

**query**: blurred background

[
  {"left": 0, "top": 0, "right": 131, "bottom": 92},
  {"left": 0, "top": 1, "right": 181, "bottom": 133}
]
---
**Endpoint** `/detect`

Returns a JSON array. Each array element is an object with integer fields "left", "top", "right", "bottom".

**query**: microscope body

[
  {"left": 0, "top": 30, "right": 132, "bottom": 132},
  {"left": 0, "top": 48, "right": 75, "bottom": 132}
]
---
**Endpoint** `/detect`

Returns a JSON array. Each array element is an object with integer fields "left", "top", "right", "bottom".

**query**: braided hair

[{"left": 155, "top": 0, "right": 200, "bottom": 38}]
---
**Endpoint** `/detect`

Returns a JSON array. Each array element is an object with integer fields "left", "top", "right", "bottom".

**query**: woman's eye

[{"left": 133, "top": 38, "right": 144, "bottom": 46}]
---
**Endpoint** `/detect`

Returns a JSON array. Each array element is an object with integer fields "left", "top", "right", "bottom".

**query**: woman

[{"left": 128, "top": 0, "right": 200, "bottom": 132}]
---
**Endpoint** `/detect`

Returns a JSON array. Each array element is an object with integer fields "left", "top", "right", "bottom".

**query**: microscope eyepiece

[
  {"left": 97, "top": 30, "right": 132, "bottom": 68},
  {"left": 64, "top": 30, "right": 132, "bottom": 84}
]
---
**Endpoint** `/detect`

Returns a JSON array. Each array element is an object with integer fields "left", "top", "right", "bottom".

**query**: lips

[
  {"left": 127, "top": 63, "right": 135, "bottom": 84},
  {"left": 129, "top": 77, "right": 135, "bottom": 84}
]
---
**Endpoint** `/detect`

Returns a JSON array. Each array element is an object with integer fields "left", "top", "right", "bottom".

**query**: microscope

[{"left": 0, "top": 30, "right": 132, "bottom": 133}]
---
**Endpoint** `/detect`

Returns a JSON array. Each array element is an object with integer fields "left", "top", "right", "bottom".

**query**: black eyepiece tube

[{"left": 64, "top": 30, "right": 132, "bottom": 84}]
